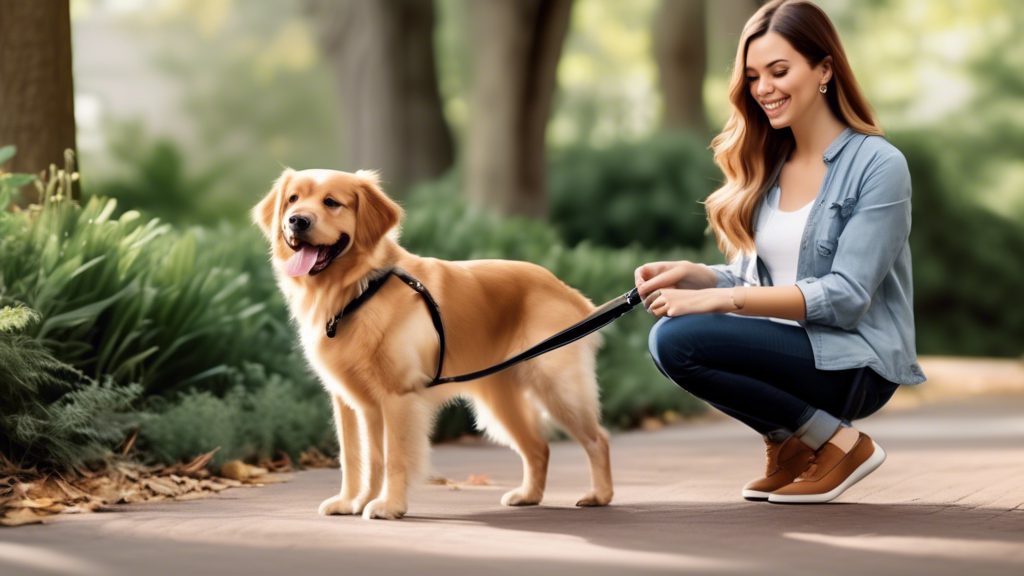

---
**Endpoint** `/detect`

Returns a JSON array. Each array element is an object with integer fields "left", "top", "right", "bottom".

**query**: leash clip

[{"left": 624, "top": 287, "right": 641, "bottom": 307}]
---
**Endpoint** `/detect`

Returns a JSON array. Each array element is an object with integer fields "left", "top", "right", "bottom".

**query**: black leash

[{"left": 325, "top": 266, "right": 642, "bottom": 387}]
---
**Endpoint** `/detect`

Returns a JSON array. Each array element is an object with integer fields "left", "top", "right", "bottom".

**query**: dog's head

[{"left": 252, "top": 168, "right": 403, "bottom": 278}]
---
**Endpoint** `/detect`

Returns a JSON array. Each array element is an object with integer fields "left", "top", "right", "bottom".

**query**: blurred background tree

[
  {"left": 302, "top": 0, "right": 454, "bottom": 192},
  {"left": 0, "top": 0, "right": 78, "bottom": 206}
]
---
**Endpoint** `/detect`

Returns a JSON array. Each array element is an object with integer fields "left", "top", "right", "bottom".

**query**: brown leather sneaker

[
  {"left": 768, "top": 432, "right": 886, "bottom": 504},
  {"left": 742, "top": 436, "right": 815, "bottom": 501}
]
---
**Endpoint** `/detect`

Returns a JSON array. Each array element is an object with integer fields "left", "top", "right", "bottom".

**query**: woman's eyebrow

[{"left": 746, "top": 58, "right": 789, "bottom": 72}]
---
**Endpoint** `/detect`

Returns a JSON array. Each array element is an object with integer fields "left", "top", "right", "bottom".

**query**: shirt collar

[{"left": 823, "top": 127, "right": 857, "bottom": 162}]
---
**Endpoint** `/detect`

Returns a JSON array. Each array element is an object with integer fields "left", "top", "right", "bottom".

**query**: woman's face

[{"left": 744, "top": 31, "right": 831, "bottom": 129}]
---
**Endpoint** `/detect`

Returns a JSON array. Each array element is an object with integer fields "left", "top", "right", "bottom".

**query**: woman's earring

[{"left": 819, "top": 84, "right": 828, "bottom": 94}]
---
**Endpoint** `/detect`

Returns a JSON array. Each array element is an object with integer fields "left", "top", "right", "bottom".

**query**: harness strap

[{"left": 325, "top": 265, "right": 641, "bottom": 388}]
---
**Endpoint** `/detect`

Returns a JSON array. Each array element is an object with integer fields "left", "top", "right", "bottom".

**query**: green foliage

[
  {"left": 0, "top": 303, "right": 40, "bottom": 333},
  {"left": 0, "top": 144, "right": 38, "bottom": 211},
  {"left": 140, "top": 363, "right": 331, "bottom": 469},
  {"left": 0, "top": 148, "right": 326, "bottom": 467},
  {"left": 0, "top": 187, "right": 295, "bottom": 396},
  {"left": 548, "top": 130, "right": 721, "bottom": 250},
  {"left": 0, "top": 307, "right": 141, "bottom": 470},
  {"left": 89, "top": 123, "right": 232, "bottom": 226},
  {"left": 893, "top": 132, "right": 1024, "bottom": 357}
]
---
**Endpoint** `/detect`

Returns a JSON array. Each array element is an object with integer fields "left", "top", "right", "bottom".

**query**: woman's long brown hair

[{"left": 703, "top": 0, "right": 883, "bottom": 261}]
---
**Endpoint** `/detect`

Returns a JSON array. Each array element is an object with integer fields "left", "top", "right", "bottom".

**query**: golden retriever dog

[{"left": 252, "top": 168, "right": 613, "bottom": 520}]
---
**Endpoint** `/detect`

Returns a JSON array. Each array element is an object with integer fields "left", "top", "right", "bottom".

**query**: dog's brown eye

[
  {"left": 324, "top": 198, "right": 341, "bottom": 208},
  {"left": 289, "top": 195, "right": 298, "bottom": 203}
]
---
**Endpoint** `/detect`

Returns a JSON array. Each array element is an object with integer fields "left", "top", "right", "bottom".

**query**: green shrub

[
  {"left": 1, "top": 148, "right": 327, "bottom": 467},
  {"left": 893, "top": 132, "right": 1024, "bottom": 357},
  {"left": 0, "top": 305, "right": 141, "bottom": 470},
  {"left": 85, "top": 123, "right": 237, "bottom": 227},
  {"left": 0, "top": 174, "right": 295, "bottom": 396},
  {"left": 140, "top": 363, "right": 331, "bottom": 469},
  {"left": 547, "top": 130, "right": 721, "bottom": 251}
]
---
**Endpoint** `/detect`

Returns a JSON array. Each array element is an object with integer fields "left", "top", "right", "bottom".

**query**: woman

[{"left": 639, "top": 0, "right": 926, "bottom": 504}]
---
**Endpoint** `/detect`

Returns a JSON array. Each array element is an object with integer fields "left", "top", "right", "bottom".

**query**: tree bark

[
  {"left": 654, "top": 0, "right": 708, "bottom": 134},
  {"left": 0, "top": 0, "right": 78, "bottom": 205},
  {"left": 465, "top": 0, "right": 573, "bottom": 218},
  {"left": 303, "top": 0, "right": 453, "bottom": 194}
]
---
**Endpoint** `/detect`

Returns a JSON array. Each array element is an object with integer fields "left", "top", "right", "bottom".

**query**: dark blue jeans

[{"left": 648, "top": 313, "right": 898, "bottom": 441}]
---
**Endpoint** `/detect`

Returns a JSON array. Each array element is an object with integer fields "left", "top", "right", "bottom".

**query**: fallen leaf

[
  {"left": 1, "top": 508, "right": 45, "bottom": 527},
  {"left": 640, "top": 417, "right": 663, "bottom": 432},
  {"left": 219, "top": 461, "right": 249, "bottom": 481},
  {"left": 8, "top": 498, "right": 55, "bottom": 509}
]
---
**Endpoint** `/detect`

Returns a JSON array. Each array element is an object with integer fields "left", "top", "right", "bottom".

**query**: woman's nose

[{"left": 756, "top": 78, "right": 773, "bottom": 97}]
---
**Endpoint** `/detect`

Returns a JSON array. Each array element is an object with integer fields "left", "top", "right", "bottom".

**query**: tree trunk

[
  {"left": 465, "top": 0, "right": 573, "bottom": 218},
  {"left": 303, "top": 0, "right": 453, "bottom": 194},
  {"left": 654, "top": 0, "right": 707, "bottom": 134},
  {"left": 0, "top": 0, "right": 78, "bottom": 205}
]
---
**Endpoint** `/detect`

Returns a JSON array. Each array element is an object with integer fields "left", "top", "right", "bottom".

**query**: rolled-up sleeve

[
  {"left": 706, "top": 261, "right": 741, "bottom": 289},
  {"left": 795, "top": 150, "right": 912, "bottom": 331}
]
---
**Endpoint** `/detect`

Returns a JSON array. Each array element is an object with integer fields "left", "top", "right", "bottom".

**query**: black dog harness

[{"left": 325, "top": 266, "right": 642, "bottom": 388}]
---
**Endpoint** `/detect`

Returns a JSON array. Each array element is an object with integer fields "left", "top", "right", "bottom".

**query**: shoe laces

[{"left": 798, "top": 451, "right": 820, "bottom": 480}]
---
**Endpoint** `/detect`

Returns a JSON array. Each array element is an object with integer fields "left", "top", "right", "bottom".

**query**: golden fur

[{"left": 252, "top": 168, "right": 613, "bottom": 520}]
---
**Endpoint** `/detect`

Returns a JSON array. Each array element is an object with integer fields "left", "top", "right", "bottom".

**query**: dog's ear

[
  {"left": 252, "top": 168, "right": 295, "bottom": 240},
  {"left": 354, "top": 170, "right": 404, "bottom": 251}
]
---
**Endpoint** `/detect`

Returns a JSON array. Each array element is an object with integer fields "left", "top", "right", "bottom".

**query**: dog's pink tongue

[{"left": 285, "top": 245, "right": 319, "bottom": 277}]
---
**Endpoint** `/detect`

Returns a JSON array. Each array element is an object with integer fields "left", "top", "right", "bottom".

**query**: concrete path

[{"left": 3, "top": 397, "right": 1023, "bottom": 576}]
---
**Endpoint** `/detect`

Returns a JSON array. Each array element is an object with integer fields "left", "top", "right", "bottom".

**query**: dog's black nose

[{"left": 288, "top": 215, "right": 311, "bottom": 231}]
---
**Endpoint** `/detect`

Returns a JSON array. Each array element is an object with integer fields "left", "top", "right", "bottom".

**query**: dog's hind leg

[
  {"left": 362, "top": 393, "right": 432, "bottom": 520},
  {"left": 319, "top": 395, "right": 365, "bottom": 515},
  {"left": 469, "top": 378, "right": 549, "bottom": 506},
  {"left": 528, "top": 341, "right": 614, "bottom": 507}
]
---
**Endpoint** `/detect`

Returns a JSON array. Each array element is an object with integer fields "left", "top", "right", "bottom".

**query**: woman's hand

[
  {"left": 643, "top": 288, "right": 736, "bottom": 318},
  {"left": 634, "top": 260, "right": 716, "bottom": 299}
]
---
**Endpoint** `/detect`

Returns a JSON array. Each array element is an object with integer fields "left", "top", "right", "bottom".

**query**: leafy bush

[
  {"left": 86, "top": 122, "right": 239, "bottom": 227},
  {"left": 548, "top": 130, "right": 721, "bottom": 250},
  {"left": 0, "top": 305, "right": 141, "bottom": 470},
  {"left": 140, "top": 363, "right": 331, "bottom": 469},
  {"left": 1, "top": 148, "right": 325, "bottom": 467},
  {"left": 0, "top": 175, "right": 295, "bottom": 396},
  {"left": 893, "top": 132, "right": 1024, "bottom": 357}
]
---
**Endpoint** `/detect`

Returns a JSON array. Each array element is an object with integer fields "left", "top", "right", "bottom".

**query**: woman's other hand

[
  {"left": 643, "top": 288, "right": 735, "bottom": 318},
  {"left": 634, "top": 261, "right": 716, "bottom": 299}
]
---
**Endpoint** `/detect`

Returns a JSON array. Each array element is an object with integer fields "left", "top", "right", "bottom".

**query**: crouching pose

[{"left": 639, "top": 0, "right": 925, "bottom": 504}]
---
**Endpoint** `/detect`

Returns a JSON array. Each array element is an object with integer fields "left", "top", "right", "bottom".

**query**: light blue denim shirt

[{"left": 707, "top": 128, "right": 927, "bottom": 386}]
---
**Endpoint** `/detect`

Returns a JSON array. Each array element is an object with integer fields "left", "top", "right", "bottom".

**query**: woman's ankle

[{"left": 827, "top": 426, "right": 860, "bottom": 453}]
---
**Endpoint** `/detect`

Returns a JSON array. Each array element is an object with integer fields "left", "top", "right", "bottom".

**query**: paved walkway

[{"left": 3, "top": 397, "right": 1023, "bottom": 576}]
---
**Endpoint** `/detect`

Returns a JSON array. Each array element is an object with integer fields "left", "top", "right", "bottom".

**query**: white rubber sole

[
  {"left": 742, "top": 489, "right": 771, "bottom": 501},
  {"left": 768, "top": 441, "right": 886, "bottom": 504}
]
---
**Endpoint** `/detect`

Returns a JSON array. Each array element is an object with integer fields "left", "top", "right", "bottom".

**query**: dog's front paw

[
  {"left": 501, "top": 487, "right": 543, "bottom": 506},
  {"left": 361, "top": 497, "right": 406, "bottom": 520},
  {"left": 319, "top": 494, "right": 360, "bottom": 516},
  {"left": 575, "top": 490, "right": 613, "bottom": 507}
]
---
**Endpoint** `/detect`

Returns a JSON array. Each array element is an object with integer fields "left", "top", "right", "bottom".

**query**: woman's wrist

[
  {"left": 706, "top": 288, "right": 742, "bottom": 314},
  {"left": 684, "top": 263, "right": 720, "bottom": 290}
]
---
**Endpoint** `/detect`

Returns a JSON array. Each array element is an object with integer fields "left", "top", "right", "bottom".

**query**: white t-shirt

[{"left": 752, "top": 184, "right": 814, "bottom": 327}]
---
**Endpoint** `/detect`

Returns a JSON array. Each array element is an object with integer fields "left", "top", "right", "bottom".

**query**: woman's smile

[{"left": 762, "top": 96, "right": 791, "bottom": 116}]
